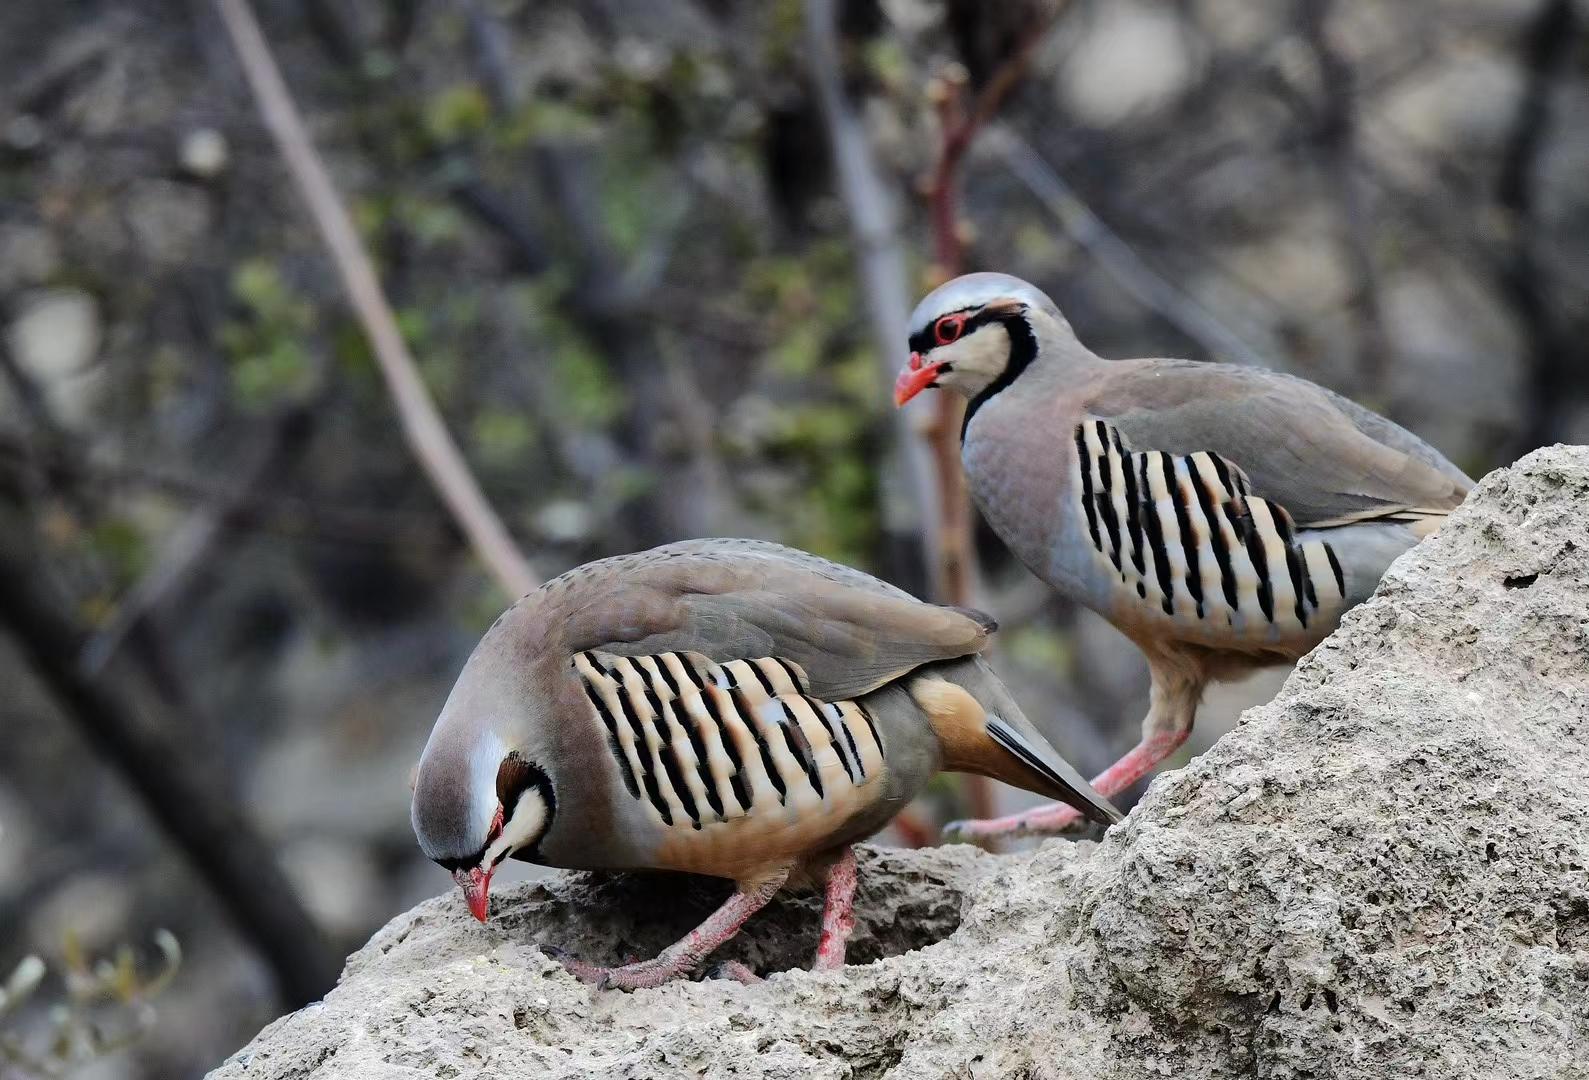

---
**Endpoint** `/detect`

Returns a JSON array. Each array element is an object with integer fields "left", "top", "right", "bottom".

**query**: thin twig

[
  {"left": 77, "top": 408, "right": 315, "bottom": 676},
  {"left": 918, "top": 7, "right": 1068, "bottom": 824},
  {"left": 0, "top": 369, "right": 339, "bottom": 1008},
  {"left": 449, "top": 178, "right": 552, "bottom": 275},
  {"left": 213, "top": 0, "right": 537, "bottom": 597},
  {"left": 926, "top": 27, "right": 1054, "bottom": 275},
  {"left": 0, "top": 341, "right": 235, "bottom": 760},
  {"left": 918, "top": 6, "right": 1066, "bottom": 609},
  {"left": 0, "top": 334, "right": 88, "bottom": 522},
  {"left": 990, "top": 129, "right": 1270, "bottom": 368}
]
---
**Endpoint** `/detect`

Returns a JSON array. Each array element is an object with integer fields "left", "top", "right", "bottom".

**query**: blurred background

[{"left": 0, "top": 0, "right": 1584, "bottom": 1075}]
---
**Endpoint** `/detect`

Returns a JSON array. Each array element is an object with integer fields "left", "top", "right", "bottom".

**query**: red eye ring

[{"left": 934, "top": 314, "right": 967, "bottom": 346}]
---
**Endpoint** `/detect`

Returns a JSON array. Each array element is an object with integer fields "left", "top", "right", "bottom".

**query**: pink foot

[
  {"left": 943, "top": 801, "right": 1086, "bottom": 841},
  {"left": 539, "top": 873, "right": 788, "bottom": 991},
  {"left": 541, "top": 946, "right": 702, "bottom": 991}
]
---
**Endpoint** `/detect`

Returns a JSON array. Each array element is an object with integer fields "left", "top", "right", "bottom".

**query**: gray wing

[
  {"left": 545, "top": 539, "right": 994, "bottom": 700},
  {"left": 1086, "top": 360, "right": 1472, "bottom": 527}
]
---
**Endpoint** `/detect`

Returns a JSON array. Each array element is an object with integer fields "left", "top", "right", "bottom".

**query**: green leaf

[
  {"left": 472, "top": 410, "right": 537, "bottom": 468},
  {"left": 423, "top": 85, "right": 491, "bottom": 142},
  {"left": 232, "top": 337, "right": 313, "bottom": 408}
]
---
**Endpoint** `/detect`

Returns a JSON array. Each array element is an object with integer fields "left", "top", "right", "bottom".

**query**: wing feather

[
  {"left": 545, "top": 539, "right": 994, "bottom": 700},
  {"left": 1086, "top": 360, "right": 1471, "bottom": 527}
]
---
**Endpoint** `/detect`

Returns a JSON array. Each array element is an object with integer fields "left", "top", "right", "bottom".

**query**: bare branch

[
  {"left": 0, "top": 433, "right": 450, "bottom": 551},
  {"left": 915, "top": 2, "right": 1074, "bottom": 612},
  {"left": 448, "top": 178, "right": 552, "bottom": 276},
  {"left": 449, "top": 0, "right": 719, "bottom": 543},
  {"left": 915, "top": 6, "right": 1072, "bottom": 825},
  {"left": 915, "top": 23, "right": 1057, "bottom": 613},
  {"left": 463, "top": 0, "right": 517, "bottom": 117},
  {"left": 213, "top": 0, "right": 537, "bottom": 597},
  {"left": 0, "top": 535, "right": 339, "bottom": 1009},
  {"left": 926, "top": 11, "right": 1058, "bottom": 276}
]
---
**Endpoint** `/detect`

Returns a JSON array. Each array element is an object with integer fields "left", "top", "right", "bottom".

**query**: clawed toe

[
  {"left": 539, "top": 944, "right": 609, "bottom": 986},
  {"left": 539, "top": 947, "right": 691, "bottom": 991},
  {"left": 942, "top": 817, "right": 1012, "bottom": 842},
  {"left": 706, "top": 960, "right": 762, "bottom": 985},
  {"left": 595, "top": 961, "right": 671, "bottom": 992},
  {"left": 941, "top": 818, "right": 977, "bottom": 842}
]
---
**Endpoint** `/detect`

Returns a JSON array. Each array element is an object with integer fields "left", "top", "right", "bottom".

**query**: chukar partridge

[
  {"left": 411, "top": 538, "right": 1118, "bottom": 989},
  {"left": 894, "top": 273, "right": 1472, "bottom": 839}
]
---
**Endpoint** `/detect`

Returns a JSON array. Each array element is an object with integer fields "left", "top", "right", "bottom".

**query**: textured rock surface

[{"left": 213, "top": 447, "right": 1589, "bottom": 1080}]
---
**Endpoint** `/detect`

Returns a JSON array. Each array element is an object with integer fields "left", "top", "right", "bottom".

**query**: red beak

[
  {"left": 894, "top": 353, "right": 943, "bottom": 406},
  {"left": 454, "top": 866, "right": 493, "bottom": 923}
]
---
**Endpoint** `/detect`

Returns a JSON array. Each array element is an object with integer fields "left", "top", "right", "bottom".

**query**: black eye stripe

[
  {"left": 960, "top": 307, "right": 1014, "bottom": 337},
  {"left": 907, "top": 304, "right": 979, "bottom": 354},
  {"left": 908, "top": 304, "right": 1016, "bottom": 355}
]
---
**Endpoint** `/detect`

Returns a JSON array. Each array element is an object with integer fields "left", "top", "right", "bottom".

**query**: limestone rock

[{"left": 213, "top": 447, "right": 1589, "bottom": 1080}]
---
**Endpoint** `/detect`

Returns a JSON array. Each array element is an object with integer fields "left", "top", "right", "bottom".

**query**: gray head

[
  {"left": 410, "top": 624, "right": 557, "bottom": 922},
  {"left": 894, "top": 272, "right": 1079, "bottom": 408}
]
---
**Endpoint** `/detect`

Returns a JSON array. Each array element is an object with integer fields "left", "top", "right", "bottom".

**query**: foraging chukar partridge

[
  {"left": 411, "top": 538, "right": 1118, "bottom": 989},
  {"left": 894, "top": 273, "right": 1472, "bottom": 839}
]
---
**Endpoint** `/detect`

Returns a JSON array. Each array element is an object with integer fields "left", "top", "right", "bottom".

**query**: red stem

[{"left": 922, "top": 5, "right": 1064, "bottom": 826}]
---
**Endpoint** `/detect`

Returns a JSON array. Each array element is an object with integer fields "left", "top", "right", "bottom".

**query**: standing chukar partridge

[
  {"left": 411, "top": 538, "right": 1118, "bottom": 989},
  {"left": 894, "top": 273, "right": 1472, "bottom": 840}
]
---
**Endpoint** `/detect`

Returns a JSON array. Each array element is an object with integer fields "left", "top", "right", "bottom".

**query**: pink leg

[
  {"left": 944, "top": 664, "right": 1203, "bottom": 841},
  {"left": 545, "top": 871, "right": 787, "bottom": 991},
  {"left": 812, "top": 847, "right": 858, "bottom": 971}
]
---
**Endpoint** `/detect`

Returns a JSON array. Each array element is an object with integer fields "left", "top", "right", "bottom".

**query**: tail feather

[
  {"left": 1304, "top": 505, "right": 1454, "bottom": 535},
  {"left": 907, "top": 657, "right": 1121, "bottom": 827},
  {"left": 985, "top": 716, "right": 1121, "bottom": 825}
]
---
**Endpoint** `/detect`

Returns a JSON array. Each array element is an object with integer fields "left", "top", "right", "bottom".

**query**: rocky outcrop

[{"left": 213, "top": 447, "right": 1589, "bottom": 1080}]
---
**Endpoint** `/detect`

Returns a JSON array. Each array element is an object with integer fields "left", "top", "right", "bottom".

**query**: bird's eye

[{"left": 934, "top": 314, "right": 967, "bottom": 345}]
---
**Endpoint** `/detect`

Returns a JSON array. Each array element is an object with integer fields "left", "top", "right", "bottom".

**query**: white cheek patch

[
  {"left": 485, "top": 788, "right": 548, "bottom": 866},
  {"left": 941, "top": 324, "right": 1012, "bottom": 394}
]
